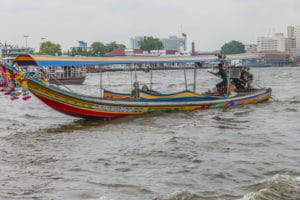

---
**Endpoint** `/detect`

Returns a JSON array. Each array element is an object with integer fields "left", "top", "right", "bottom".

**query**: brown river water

[{"left": 0, "top": 67, "right": 299, "bottom": 200}]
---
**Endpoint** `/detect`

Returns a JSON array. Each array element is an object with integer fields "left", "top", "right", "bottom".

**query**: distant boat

[
  {"left": 4, "top": 56, "right": 86, "bottom": 85},
  {"left": 47, "top": 66, "right": 86, "bottom": 85}
]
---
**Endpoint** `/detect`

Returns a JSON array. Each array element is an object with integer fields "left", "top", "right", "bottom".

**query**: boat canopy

[{"left": 13, "top": 54, "right": 257, "bottom": 67}]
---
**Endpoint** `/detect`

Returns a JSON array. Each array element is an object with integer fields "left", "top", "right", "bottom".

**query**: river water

[{"left": 0, "top": 67, "right": 299, "bottom": 200}]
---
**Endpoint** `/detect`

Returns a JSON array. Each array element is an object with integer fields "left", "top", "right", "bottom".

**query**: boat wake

[{"left": 271, "top": 96, "right": 300, "bottom": 104}]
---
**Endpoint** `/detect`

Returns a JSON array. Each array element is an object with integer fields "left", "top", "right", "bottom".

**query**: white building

[{"left": 257, "top": 33, "right": 286, "bottom": 52}]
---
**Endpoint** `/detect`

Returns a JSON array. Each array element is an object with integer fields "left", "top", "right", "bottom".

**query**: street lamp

[{"left": 24, "top": 35, "right": 29, "bottom": 48}]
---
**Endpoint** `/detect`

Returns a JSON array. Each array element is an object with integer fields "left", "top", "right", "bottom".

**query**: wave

[
  {"left": 240, "top": 174, "right": 300, "bottom": 200},
  {"left": 271, "top": 97, "right": 300, "bottom": 104},
  {"left": 156, "top": 191, "right": 205, "bottom": 200},
  {"left": 156, "top": 191, "right": 239, "bottom": 200},
  {"left": 156, "top": 175, "right": 300, "bottom": 200}
]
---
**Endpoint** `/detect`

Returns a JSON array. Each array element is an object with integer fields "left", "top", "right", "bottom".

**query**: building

[
  {"left": 104, "top": 48, "right": 145, "bottom": 56},
  {"left": 149, "top": 49, "right": 179, "bottom": 56},
  {"left": 104, "top": 48, "right": 180, "bottom": 57},
  {"left": 130, "top": 35, "right": 186, "bottom": 52},
  {"left": 285, "top": 37, "right": 296, "bottom": 54},
  {"left": 287, "top": 25, "right": 300, "bottom": 55},
  {"left": 287, "top": 26, "right": 295, "bottom": 38},
  {"left": 78, "top": 41, "right": 88, "bottom": 50},
  {"left": 295, "top": 26, "right": 300, "bottom": 50},
  {"left": 257, "top": 33, "right": 286, "bottom": 52},
  {"left": 0, "top": 44, "right": 31, "bottom": 58},
  {"left": 130, "top": 36, "right": 144, "bottom": 49},
  {"left": 295, "top": 26, "right": 300, "bottom": 57}
]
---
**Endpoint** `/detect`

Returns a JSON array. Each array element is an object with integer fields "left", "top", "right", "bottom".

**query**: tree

[
  {"left": 221, "top": 40, "right": 246, "bottom": 55},
  {"left": 89, "top": 42, "right": 106, "bottom": 56},
  {"left": 39, "top": 41, "right": 62, "bottom": 55},
  {"left": 68, "top": 41, "right": 126, "bottom": 57},
  {"left": 139, "top": 37, "right": 163, "bottom": 52},
  {"left": 70, "top": 47, "right": 89, "bottom": 56},
  {"left": 106, "top": 41, "right": 126, "bottom": 53}
]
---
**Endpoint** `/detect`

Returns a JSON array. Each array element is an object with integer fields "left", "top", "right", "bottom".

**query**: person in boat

[
  {"left": 131, "top": 81, "right": 140, "bottom": 100},
  {"left": 209, "top": 62, "right": 228, "bottom": 94},
  {"left": 142, "top": 84, "right": 150, "bottom": 92},
  {"left": 240, "top": 67, "right": 253, "bottom": 90},
  {"left": 141, "top": 84, "right": 159, "bottom": 95}
]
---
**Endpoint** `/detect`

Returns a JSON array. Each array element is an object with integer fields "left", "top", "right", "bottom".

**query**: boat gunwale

[{"left": 29, "top": 78, "right": 271, "bottom": 107}]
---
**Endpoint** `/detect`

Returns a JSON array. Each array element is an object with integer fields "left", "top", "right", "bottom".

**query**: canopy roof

[{"left": 14, "top": 54, "right": 256, "bottom": 67}]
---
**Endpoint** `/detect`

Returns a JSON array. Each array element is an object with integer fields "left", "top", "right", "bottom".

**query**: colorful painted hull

[
  {"left": 28, "top": 78, "right": 272, "bottom": 119},
  {"left": 49, "top": 76, "right": 86, "bottom": 85}
]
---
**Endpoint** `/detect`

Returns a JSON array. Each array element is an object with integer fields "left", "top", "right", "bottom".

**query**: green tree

[
  {"left": 39, "top": 41, "right": 62, "bottom": 55},
  {"left": 221, "top": 40, "right": 246, "bottom": 55},
  {"left": 106, "top": 41, "right": 126, "bottom": 53},
  {"left": 139, "top": 37, "right": 163, "bottom": 52},
  {"left": 70, "top": 47, "right": 89, "bottom": 56},
  {"left": 90, "top": 42, "right": 106, "bottom": 56}
]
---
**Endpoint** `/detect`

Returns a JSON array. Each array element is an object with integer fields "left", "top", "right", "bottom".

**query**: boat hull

[
  {"left": 49, "top": 76, "right": 86, "bottom": 85},
  {"left": 28, "top": 79, "right": 272, "bottom": 119}
]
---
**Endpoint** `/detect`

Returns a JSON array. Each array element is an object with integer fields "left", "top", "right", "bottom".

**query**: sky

[{"left": 0, "top": 0, "right": 299, "bottom": 52}]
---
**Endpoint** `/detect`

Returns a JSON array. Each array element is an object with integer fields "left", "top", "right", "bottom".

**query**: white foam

[{"left": 86, "top": 197, "right": 115, "bottom": 200}]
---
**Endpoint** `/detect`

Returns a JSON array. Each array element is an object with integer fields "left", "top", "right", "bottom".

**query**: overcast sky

[{"left": 0, "top": 0, "right": 299, "bottom": 51}]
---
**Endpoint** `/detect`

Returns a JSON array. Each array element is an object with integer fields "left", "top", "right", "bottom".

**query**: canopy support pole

[
  {"left": 134, "top": 64, "right": 137, "bottom": 82},
  {"left": 130, "top": 65, "right": 133, "bottom": 90},
  {"left": 100, "top": 71, "right": 103, "bottom": 97},
  {"left": 183, "top": 63, "right": 188, "bottom": 90},
  {"left": 150, "top": 65, "right": 153, "bottom": 90},
  {"left": 227, "top": 64, "right": 230, "bottom": 94},
  {"left": 193, "top": 63, "right": 197, "bottom": 92}
]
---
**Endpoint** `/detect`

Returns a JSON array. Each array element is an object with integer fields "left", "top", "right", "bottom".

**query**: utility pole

[{"left": 24, "top": 35, "right": 29, "bottom": 48}]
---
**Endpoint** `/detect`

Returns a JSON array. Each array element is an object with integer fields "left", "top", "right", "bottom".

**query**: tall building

[
  {"left": 286, "top": 25, "right": 300, "bottom": 55},
  {"left": 287, "top": 26, "right": 295, "bottom": 38},
  {"left": 130, "top": 36, "right": 144, "bottom": 49},
  {"left": 295, "top": 26, "right": 300, "bottom": 49}
]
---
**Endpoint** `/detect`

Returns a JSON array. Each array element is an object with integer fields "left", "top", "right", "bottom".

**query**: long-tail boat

[{"left": 10, "top": 53, "right": 271, "bottom": 119}]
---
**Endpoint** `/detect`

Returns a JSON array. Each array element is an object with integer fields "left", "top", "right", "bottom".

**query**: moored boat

[{"left": 47, "top": 66, "right": 86, "bottom": 85}]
